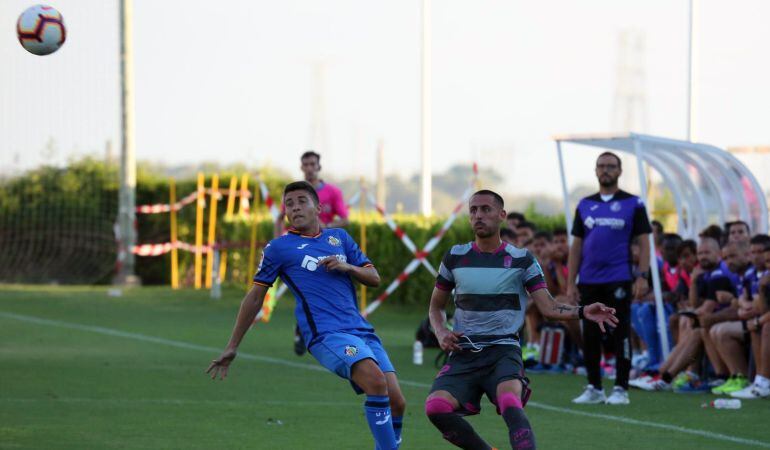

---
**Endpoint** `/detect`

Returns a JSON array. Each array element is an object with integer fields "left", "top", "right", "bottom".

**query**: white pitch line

[
  {"left": 0, "top": 397, "right": 359, "bottom": 408},
  {"left": 2, "top": 310, "right": 769, "bottom": 449}
]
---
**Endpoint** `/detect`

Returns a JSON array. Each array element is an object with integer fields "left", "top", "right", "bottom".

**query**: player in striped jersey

[{"left": 424, "top": 190, "right": 617, "bottom": 450}]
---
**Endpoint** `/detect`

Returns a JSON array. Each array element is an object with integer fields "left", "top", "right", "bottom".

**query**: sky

[{"left": 3, "top": 0, "right": 770, "bottom": 199}]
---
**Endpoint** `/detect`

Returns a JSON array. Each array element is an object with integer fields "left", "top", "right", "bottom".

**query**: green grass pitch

[{"left": 1, "top": 285, "right": 768, "bottom": 449}]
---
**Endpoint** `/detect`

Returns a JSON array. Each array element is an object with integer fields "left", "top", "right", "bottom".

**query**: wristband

[{"left": 578, "top": 305, "right": 585, "bottom": 320}]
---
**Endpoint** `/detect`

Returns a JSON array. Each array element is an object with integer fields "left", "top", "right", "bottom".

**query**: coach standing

[{"left": 567, "top": 152, "right": 652, "bottom": 405}]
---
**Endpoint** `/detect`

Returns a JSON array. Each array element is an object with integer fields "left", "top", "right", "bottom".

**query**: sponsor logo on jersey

[
  {"left": 301, "top": 254, "right": 347, "bottom": 272},
  {"left": 584, "top": 216, "right": 625, "bottom": 230}
]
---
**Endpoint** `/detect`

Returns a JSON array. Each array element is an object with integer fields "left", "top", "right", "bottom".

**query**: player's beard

[
  {"left": 699, "top": 259, "right": 717, "bottom": 271},
  {"left": 474, "top": 226, "right": 495, "bottom": 239},
  {"left": 599, "top": 174, "right": 618, "bottom": 188}
]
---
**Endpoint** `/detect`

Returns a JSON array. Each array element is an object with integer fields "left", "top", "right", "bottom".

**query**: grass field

[{"left": 1, "top": 285, "right": 769, "bottom": 449}]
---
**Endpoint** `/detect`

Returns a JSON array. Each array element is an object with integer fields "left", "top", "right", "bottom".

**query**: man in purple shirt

[{"left": 567, "top": 152, "right": 653, "bottom": 405}]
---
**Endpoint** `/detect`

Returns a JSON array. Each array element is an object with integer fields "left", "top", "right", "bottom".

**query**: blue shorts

[{"left": 309, "top": 331, "right": 395, "bottom": 393}]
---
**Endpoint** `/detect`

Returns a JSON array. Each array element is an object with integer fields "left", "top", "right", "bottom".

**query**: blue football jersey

[{"left": 253, "top": 228, "right": 374, "bottom": 346}]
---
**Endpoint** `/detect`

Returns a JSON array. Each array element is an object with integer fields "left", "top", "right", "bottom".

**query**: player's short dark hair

[
  {"left": 597, "top": 151, "right": 622, "bottom": 169},
  {"left": 553, "top": 227, "right": 568, "bottom": 237},
  {"left": 472, "top": 190, "right": 504, "bottom": 208},
  {"left": 750, "top": 234, "right": 770, "bottom": 251},
  {"left": 652, "top": 220, "right": 664, "bottom": 233},
  {"left": 518, "top": 221, "right": 537, "bottom": 232},
  {"left": 699, "top": 224, "right": 724, "bottom": 246},
  {"left": 534, "top": 231, "right": 552, "bottom": 242},
  {"left": 300, "top": 150, "right": 321, "bottom": 163},
  {"left": 283, "top": 181, "right": 319, "bottom": 206},
  {"left": 500, "top": 228, "right": 517, "bottom": 241},
  {"left": 662, "top": 233, "right": 683, "bottom": 245},
  {"left": 725, "top": 220, "right": 750, "bottom": 234},
  {"left": 506, "top": 211, "right": 525, "bottom": 222},
  {"left": 677, "top": 239, "right": 697, "bottom": 257}
]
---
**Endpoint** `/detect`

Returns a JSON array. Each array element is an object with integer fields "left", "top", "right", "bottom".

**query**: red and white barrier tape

[
  {"left": 363, "top": 186, "right": 473, "bottom": 316},
  {"left": 132, "top": 241, "right": 212, "bottom": 256},
  {"left": 135, "top": 192, "right": 198, "bottom": 214},
  {"left": 366, "top": 192, "right": 437, "bottom": 277},
  {"left": 135, "top": 188, "right": 252, "bottom": 215},
  {"left": 258, "top": 179, "right": 281, "bottom": 222}
]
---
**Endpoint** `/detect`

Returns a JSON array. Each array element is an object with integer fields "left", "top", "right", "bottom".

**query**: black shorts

[{"left": 429, "top": 344, "right": 529, "bottom": 416}]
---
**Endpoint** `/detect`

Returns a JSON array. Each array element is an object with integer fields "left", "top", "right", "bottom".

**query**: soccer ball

[{"left": 17, "top": 5, "right": 66, "bottom": 56}]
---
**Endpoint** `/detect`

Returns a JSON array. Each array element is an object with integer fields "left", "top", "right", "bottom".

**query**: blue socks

[
  {"left": 392, "top": 415, "right": 403, "bottom": 444},
  {"left": 364, "top": 395, "right": 397, "bottom": 450}
]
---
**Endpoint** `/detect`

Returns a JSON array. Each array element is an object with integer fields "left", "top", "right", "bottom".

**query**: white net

[{"left": 0, "top": 1, "right": 120, "bottom": 284}]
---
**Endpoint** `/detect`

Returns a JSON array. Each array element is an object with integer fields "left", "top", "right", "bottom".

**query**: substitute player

[
  {"left": 208, "top": 181, "right": 405, "bottom": 450},
  {"left": 425, "top": 190, "right": 618, "bottom": 450}
]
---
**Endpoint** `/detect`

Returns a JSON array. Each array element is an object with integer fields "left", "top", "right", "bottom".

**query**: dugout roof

[{"left": 553, "top": 133, "right": 768, "bottom": 238}]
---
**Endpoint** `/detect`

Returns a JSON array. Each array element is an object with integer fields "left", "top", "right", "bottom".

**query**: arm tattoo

[{"left": 552, "top": 303, "right": 574, "bottom": 315}]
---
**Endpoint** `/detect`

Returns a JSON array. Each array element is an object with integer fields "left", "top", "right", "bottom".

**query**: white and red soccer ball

[{"left": 17, "top": 4, "right": 66, "bottom": 56}]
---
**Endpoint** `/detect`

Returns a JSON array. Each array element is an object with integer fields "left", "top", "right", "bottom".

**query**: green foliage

[
  {"left": 523, "top": 203, "right": 568, "bottom": 232},
  {"left": 0, "top": 158, "right": 119, "bottom": 284},
  {"left": 0, "top": 158, "right": 571, "bottom": 297}
]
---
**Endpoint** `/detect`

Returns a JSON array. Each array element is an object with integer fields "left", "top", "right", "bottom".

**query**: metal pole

[
  {"left": 686, "top": 0, "right": 697, "bottom": 141},
  {"left": 556, "top": 141, "right": 573, "bottom": 239},
  {"left": 633, "top": 138, "right": 670, "bottom": 357},
  {"left": 420, "top": 0, "right": 432, "bottom": 216},
  {"left": 116, "top": 0, "right": 137, "bottom": 285}
]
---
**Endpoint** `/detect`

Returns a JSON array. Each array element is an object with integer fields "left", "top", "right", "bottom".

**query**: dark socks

[
  {"left": 498, "top": 392, "right": 535, "bottom": 450},
  {"left": 661, "top": 372, "right": 673, "bottom": 383},
  {"left": 427, "top": 413, "right": 493, "bottom": 450},
  {"left": 502, "top": 407, "right": 536, "bottom": 449}
]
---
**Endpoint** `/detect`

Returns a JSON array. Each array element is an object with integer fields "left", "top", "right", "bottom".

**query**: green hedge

[{"left": 0, "top": 157, "right": 566, "bottom": 298}]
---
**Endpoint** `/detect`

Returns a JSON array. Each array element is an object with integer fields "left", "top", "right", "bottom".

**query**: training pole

[
  {"left": 359, "top": 178, "right": 367, "bottom": 313},
  {"left": 169, "top": 177, "right": 179, "bottom": 289},
  {"left": 194, "top": 173, "right": 205, "bottom": 289},
  {"left": 205, "top": 174, "right": 220, "bottom": 289}
]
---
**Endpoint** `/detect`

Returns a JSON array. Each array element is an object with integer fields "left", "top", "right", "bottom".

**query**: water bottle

[
  {"left": 701, "top": 399, "right": 741, "bottom": 409},
  {"left": 412, "top": 340, "right": 423, "bottom": 365}
]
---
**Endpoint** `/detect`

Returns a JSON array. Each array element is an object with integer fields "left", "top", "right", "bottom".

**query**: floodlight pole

[
  {"left": 555, "top": 141, "right": 573, "bottom": 239},
  {"left": 686, "top": 0, "right": 697, "bottom": 141},
  {"left": 116, "top": 0, "right": 138, "bottom": 285},
  {"left": 420, "top": 0, "right": 432, "bottom": 216},
  {"left": 633, "top": 137, "right": 670, "bottom": 357}
]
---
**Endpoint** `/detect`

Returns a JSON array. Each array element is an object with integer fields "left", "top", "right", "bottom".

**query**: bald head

[
  {"left": 697, "top": 237, "right": 721, "bottom": 271},
  {"left": 723, "top": 240, "right": 750, "bottom": 274}
]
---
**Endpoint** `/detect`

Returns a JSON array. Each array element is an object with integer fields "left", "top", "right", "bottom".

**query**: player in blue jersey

[
  {"left": 425, "top": 190, "right": 618, "bottom": 450},
  {"left": 207, "top": 181, "right": 405, "bottom": 450},
  {"left": 567, "top": 152, "right": 653, "bottom": 405}
]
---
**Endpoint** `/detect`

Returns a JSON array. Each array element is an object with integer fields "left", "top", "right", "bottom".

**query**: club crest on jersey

[
  {"left": 328, "top": 236, "right": 341, "bottom": 247},
  {"left": 344, "top": 345, "right": 358, "bottom": 357},
  {"left": 610, "top": 201, "right": 621, "bottom": 212}
]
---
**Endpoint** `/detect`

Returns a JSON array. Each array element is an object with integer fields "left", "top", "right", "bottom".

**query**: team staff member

[{"left": 567, "top": 152, "right": 653, "bottom": 405}]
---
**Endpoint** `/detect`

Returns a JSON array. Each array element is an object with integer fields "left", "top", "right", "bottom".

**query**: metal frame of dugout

[{"left": 553, "top": 132, "right": 768, "bottom": 358}]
